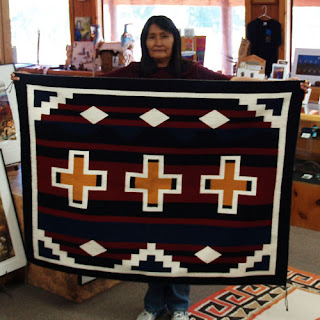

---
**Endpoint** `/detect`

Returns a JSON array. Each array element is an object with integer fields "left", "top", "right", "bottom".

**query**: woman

[
  {"left": 103, "top": 15, "right": 233, "bottom": 320},
  {"left": 102, "top": 16, "right": 231, "bottom": 82}
]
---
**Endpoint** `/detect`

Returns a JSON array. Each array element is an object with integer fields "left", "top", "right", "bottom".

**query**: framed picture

[
  {"left": 71, "top": 41, "right": 100, "bottom": 71},
  {"left": 74, "top": 17, "right": 91, "bottom": 41},
  {"left": 251, "top": 0, "right": 278, "bottom": 3},
  {"left": 292, "top": 48, "right": 320, "bottom": 85},
  {"left": 0, "top": 150, "right": 26, "bottom": 276},
  {"left": 0, "top": 64, "right": 21, "bottom": 165},
  {"left": 270, "top": 63, "right": 289, "bottom": 80}
]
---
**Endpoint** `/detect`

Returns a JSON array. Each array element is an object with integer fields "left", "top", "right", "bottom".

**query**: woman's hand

[
  {"left": 287, "top": 77, "right": 311, "bottom": 93},
  {"left": 299, "top": 79, "right": 311, "bottom": 93},
  {"left": 11, "top": 72, "right": 20, "bottom": 81}
]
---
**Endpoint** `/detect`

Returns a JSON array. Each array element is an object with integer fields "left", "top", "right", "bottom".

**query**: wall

[
  {"left": 1, "top": 0, "right": 291, "bottom": 64},
  {"left": 245, "top": 0, "right": 292, "bottom": 62},
  {"left": 69, "top": 0, "right": 104, "bottom": 43},
  {"left": 0, "top": 0, "right": 13, "bottom": 64}
]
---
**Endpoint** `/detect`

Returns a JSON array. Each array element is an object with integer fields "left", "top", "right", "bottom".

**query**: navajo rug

[
  {"left": 188, "top": 267, "right": 320, "bottom": 319},
  {"left": 15, "top": 74, "right": 304, "bottom": 284}
]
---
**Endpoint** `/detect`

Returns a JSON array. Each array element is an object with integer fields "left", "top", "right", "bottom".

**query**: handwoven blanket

[
  {"left": 188, "top": 267, "right": 320, "bottom": 319},
  {"left": 15, "top": 74, "right": 304, "bottom": 284}
]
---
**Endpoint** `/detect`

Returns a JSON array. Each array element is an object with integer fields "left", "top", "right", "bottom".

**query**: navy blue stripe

[
  {"left": 38, "top": 193, "right": 274, "bottom": 220},
  {"left": 35, "top": 121, "right": 279, "bottom": 149},
  {"left": 38, "top": 213, "right": 271, "bottom": 246}
]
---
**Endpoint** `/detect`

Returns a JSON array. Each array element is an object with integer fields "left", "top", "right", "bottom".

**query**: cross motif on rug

[
  {"left": 200, "top": 156, "right": 257, "bottom": 214},
  {"left": 52, "top": 150, "right": 107, "bottom": 209},
  {"left": 125, "top": 155, "right": 182, "bottom": 212}
]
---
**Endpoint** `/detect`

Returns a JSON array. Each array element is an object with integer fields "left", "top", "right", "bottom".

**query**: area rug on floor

[
  {"left": 188, "top": 267, "right": 320, "bottom": 319},
  {"left": 15, "top": 74, "right": 304, "bottom": 284}
]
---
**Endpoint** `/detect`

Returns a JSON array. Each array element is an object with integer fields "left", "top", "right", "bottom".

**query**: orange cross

[
  {"left": 126, "top": 155, "right": 182, "bottom": 212},
  {"left": 135, "top": 160, "right": 173, "bottom": 205},
  {"left": 52, "top": 150, "right": 107, "bottom": 209},
  {"left": 200, "top": 156, "right": 257, "bottom": 214}
]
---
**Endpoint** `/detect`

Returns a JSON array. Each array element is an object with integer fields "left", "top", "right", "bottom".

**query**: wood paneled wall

[
  {"left": 0, "top": 0, "right": 13, "bottom": 64},
  {"left": 69, "top": 0, "right": 104, "bottom": 43},
  {"left": 245, "top": 0, "right": 292, "bottom": 62}
]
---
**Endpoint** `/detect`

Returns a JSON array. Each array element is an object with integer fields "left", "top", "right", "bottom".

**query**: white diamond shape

[
  {"left": 140, "top": 108, "right": 170, "bottom": 127},
  {"left": 195, "top": 246, "right": 222, "bottom": 264},
  {"left": 199, "top": 110, "right": 230, "bottom": 129},
  {"left": 80, "top": 240, "right": 107, "bottom": 256},
  {"left": 80, "top": 106, "right": 108, "bottom": 124}
]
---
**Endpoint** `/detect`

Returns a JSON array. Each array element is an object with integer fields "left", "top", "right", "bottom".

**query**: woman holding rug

[
  {"left": 102, "top": 15, "right": 231, "bottom": 320},
  {"left": 11, "top": 15, "right": 310, "bottom": 320}
]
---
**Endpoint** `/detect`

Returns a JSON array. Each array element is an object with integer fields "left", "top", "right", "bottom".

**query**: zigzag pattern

[{"left": 188, "top": 268, "right": 320, "bottom": 320}]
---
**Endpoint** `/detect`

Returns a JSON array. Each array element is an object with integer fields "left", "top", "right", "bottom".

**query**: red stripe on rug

[
  {"left": 45, "top": 231, "right": 263, "bottom": 253},
  {"left": 58, "top": 104, "right": 259, "bottom": 118},
  {"left": 45, "top": 231, "right": 147, "bottom": 249},
  {"left": 59, "top": 244, "right": 131, "bottom": 260},
  {"left": 39, "top": 206, "right": 272, "bottom": 227},
  {"left": 40, "top": 115, "right": 271, "bottom": 129},
  {"left": 173, "top": 256, "right": 247, "bottom": 264},
  {"left": 156, "top": 243, "right": 263, "bottom": 253}
]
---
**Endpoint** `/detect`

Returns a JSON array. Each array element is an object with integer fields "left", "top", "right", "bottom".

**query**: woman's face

[{"left": 146, "top": 24, "right": 175, "bottom": 67}]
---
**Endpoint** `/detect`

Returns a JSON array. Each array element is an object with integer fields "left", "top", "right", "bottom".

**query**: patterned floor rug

[{"left": 188, "top": 267, "right": 320, "bottom": 319}]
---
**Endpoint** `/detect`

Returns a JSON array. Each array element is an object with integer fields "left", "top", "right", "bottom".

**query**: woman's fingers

[
  {"left": 300, "top": 80, "right": 311, "bottom": 93},
  {"left": 11, "top": 72, "right": 20, "bottom": 81}
]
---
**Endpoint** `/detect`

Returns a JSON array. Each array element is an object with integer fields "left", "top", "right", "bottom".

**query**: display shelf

[
  {"left": 291, "top": 180, "right": 320, "bottom": 231},
  {"left": 292, "top": 110, "right": 320, "bottom": 231}
]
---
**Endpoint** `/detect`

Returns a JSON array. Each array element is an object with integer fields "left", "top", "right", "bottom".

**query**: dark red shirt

[{"left": 101, "top": 61, "right": 232, "bottom": 81}]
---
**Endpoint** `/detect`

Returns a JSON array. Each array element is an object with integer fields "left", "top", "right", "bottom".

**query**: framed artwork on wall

[
  {"left": 0, "top": 150, "right": 26, "bottom": 276},
  {"left": 0, "top": 64, "right": 21, "bottom": 165}
]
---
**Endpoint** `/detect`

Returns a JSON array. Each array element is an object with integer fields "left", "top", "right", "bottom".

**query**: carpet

[
  {"left": 14, "top": 73, "right": 304, "bottom": 284},
  {"left": 188, "top": 267, "right": 320, "bottom": 319}
]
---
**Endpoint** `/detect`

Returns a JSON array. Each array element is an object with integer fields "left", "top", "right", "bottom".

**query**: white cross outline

[
  {"left": 52, "top": 150, "right": 107, "bottom": 209},
  {"left": 200, "top": 156, "right": 257, "bottom": 214},
  {"left": 125, "top": 155, "right": 182, "bottom": 212}
]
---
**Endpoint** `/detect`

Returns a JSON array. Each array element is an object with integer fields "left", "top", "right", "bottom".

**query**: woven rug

[
  {"left": 188, "top": 267, "right": 320, "bottom": 319},
  {"left": 15, "top": 74, "right": 304, "bottom": 284}
]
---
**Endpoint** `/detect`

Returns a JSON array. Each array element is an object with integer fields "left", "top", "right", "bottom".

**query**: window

[
  {"left": 292, "top": 0, "right": 320, "bottom": 61},
  {"left": 9, "top": 0, "right": 70, "bottom": 66},
  {"left": 103, "top": 1, "right": 245, "bottom": 74}
]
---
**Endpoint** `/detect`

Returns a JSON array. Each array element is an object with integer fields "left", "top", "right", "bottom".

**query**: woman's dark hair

[{"left": 139, "top": 15, "right": 192, "bottom": 77}]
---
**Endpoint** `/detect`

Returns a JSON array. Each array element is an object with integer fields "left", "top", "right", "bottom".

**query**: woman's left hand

[
  {"left": 289, "top": 77, "right": 310, "bottom": 93},
  {"left": 300, "top": 80, "right": 311, "bottom": 93}
]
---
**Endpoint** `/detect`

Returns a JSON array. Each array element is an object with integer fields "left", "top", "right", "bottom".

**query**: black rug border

[{"left": 14, "top": 75, "right": 304, "bottom": 285}]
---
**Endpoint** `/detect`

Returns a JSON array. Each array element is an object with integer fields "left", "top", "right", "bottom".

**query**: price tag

[{"left": 301, "top": 132, "right": 311, "bottom": 139}]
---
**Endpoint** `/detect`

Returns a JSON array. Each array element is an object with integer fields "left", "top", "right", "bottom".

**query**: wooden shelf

[
  {"left": 296, "top": 113, "right": 320, "bottom": 162},
  {"left": 17, "top": 67, "right": 104, "bottom": 77},
  {"left": 310, "top": 86, "right": 320, "bottom": 103},
  {"left": 291, "top": 180, "right": 320, "bottom": 231}
]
